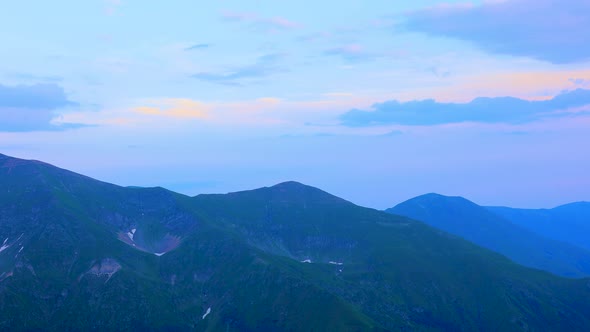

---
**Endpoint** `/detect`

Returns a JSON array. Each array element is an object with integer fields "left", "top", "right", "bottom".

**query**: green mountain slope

[
  {"left": 387, "top": 193, "right": 590, "bottom": 278},
  {"left": 192, "top": 185, "right": 590, "bottom": 330},
  {"left": 0, "top": 153, "right": 380, "bottom": 331},
  {"left": 1, "top": 153, "right": 590, "bottom": 331}
]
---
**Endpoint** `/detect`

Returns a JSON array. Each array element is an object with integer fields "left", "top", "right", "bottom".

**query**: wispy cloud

[
  {"left": 297, "top": 31, "right": 333, "bottom": 43},
  {"left": 221, "top": 11, "right": 256, "bottom": 21},
  {"left": 324, "top": 44, "right": 376, "bottom": 62},
  {"left": 95, "top": 57, "right": 136, "bottom": 74},
  {"left": 6, "top": 72, "right": 63, "bottom": 83},
  {"left": 402, "top": 0, "right": 590, "bottom": 64},
  {"left": 323, "top": 43, "right": 404, "bottom": 63},
  {"left": 0, "top": 83, "right": 84, "bottom": 132},
  {"left": 184, "top": 43, "right": 211, "bottom": 51},
  {"left": 340, "top": 89, "right": 590, "bottom": 126},
  {"left": 134, "top": 99, "right": 209, "bottom": 119},
  {"left": 323, "top": 92, "right": 354, "bottom": 97},
  {"left": 59, "top": 93, "right": 377, "bottom": 131},
  {"left": 191, "top": 53, "right": 286, "bottom": 86},
  {"left": 390, "top": 69, "right": 590, "bottom": 103},
  {"left": 427, "top": 65, "right": 451, "bottom": 79},
  {"left": 221, "top": 11, "right": 302, "bottom": 32},
  {"left": 104, "top": 0, "right": 122, "bottom": 16},
  {"left": 569, "top": 78, "right": 590, "bottom": 89}
]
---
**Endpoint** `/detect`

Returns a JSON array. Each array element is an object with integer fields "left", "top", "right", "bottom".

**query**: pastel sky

[{"left": 1, "top": 0, "right": 589, "bottom": 209}]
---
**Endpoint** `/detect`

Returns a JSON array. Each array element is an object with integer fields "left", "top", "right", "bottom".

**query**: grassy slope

[
  {"left": 0, "top": 154, "right": 381, "bottom": 331},
  {"left": 192, "top": 183, "right": 590, "bottom": 331},
  {"left": 1, "top": 154, "right": 590, "bottom": 331}
]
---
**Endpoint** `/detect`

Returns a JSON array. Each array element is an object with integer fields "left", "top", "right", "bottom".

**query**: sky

[{"left": 1, "top": 0, "right": 589, "bottom": 209}]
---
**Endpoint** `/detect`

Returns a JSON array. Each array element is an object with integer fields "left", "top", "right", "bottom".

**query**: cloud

[
  {"left": 0, "top": 83, "right": 75, "bottom": 109},
  {"left": 221, "top": 11, "right": 302, "bottom": 32},
  {"left": 427, "top": 65, "right": 451, "bottom": 78},
  {"left": 134, "top": 99, "right": 209, "bottom": 119},
  {"left": 184, "top": 43, "right": 211, "bottom": 51},
  {"left": 340, "top": 89, "right": 590, "bottom": 126},
  {"left": 104, "top": 0, "right": 122, "bottom": 16},
  {"left": 6, "top": 72, "right": 63, "bottom": 83},
  {"left": 569, "top": 78, "right": 590, "bottom": 89},
  {"left": 323, "top": 44, "right": 404, "bottom": 63},
  {"left": 323, "top": 92, "right": 354, "bottom": 97},
  {"left": 221, "top": 11, "right": 256, "bottom": 21},
  {"left": 256, "top": 97, "right": 282, "bottom": 105},
  {"left": 0, "top": 83, "right": 86, "bottom": 132},
  {"left": 402, "top": 0, "right": 590, "bottom": 64},
  {"left": 58, "top": 92, "right": 379, "bottom": 132},
  {"left": 191, "top": 53, "right": 285, "bottom": 85},
  {"left": 324, "top": 44, "right": 376, "bottom": 62},
  {"left": 297, "top": 31, "right": 333, "bottom": 43}
]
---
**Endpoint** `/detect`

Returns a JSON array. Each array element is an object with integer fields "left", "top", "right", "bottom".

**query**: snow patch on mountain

[
  {"left": 87, "top": 258, "right": 122, "bottom": 283},
  {"left": 118, "top": 231, "right": 182, "bottom": 257},
  {"left": 0, "top": 238, "right": 9, "bottom": 253},
  {"left": 127, "top": 228, "right": 136, "bottom": 241},
  {"left": 202, "top": 307, "right": 211, "bottom": 319},
  {"left": 0, "top": 271, "right": 13, "bottom": 282}
]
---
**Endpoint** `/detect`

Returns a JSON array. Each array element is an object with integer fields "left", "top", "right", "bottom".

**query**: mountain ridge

[
  {"left": 2, "top": 153, "right": 590, "bottom": 331},
  {"left": 487, "top": 203, "right": 590, "bottom": 252},
  {"left": 387, "top": 193, "right": 590, "bottom": 278}
]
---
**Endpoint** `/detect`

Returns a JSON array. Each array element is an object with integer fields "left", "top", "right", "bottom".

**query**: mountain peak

[
  {"left": 207, "top": 180, "right": 353, "bottom": 208},
  {"left": 400, "top": 193, "right": 476, "bottom": 208},
  {"left": 414, "top": 192, "right": 449, "bottom": 199},
  {"left": 387, "top": 193, "right": 482, "bottom": 224},
  {"left": 272, "top": 180, "right": 306, "bottom": 187},
  {"left": 270, "top": 181, "right": 313, "bottom": 190},
  {"left": 265, "top": 181, "right": 346, "bottom": 202}
]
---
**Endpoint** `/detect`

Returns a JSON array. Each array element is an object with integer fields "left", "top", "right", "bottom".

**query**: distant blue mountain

[
  {"left": 387, "top": 194, "right": 590, "bottom": 278},
  {"left": 487, "top": 202, "right": 590, "bottom": 251}
]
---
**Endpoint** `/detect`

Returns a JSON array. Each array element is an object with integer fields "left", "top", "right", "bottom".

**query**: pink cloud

[
  {"left": 267, "top": 17, "right": 301, "bottom": 29},
  {"left": 104, "top": 0, "right": 122, "bottom": 16},
  {"left": 221, "top": 11, "right": 302, "bottom": 31},
  {"left": 324, "top": 44, "right": 377, "bottom": 62},
  {"left": 221, "top": 11, "right": 257, "bottom": 21}
]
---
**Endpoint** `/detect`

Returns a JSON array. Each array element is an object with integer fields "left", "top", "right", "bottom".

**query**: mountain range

[
  {"left": 1, "top": 153, "right": 590, "bottom": 331},
  {"left": 387, "top": 194, "right": 590, "bottom": 278},
  {"left": 487, "top": 203, "right": 590, "bottom": 251}
]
